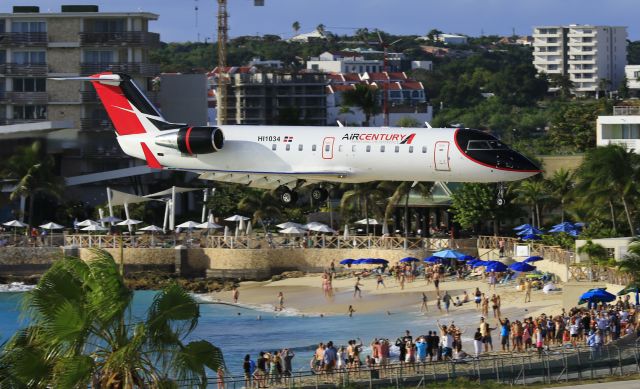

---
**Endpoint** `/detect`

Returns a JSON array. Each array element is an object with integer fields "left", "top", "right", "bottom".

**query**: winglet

[{"left": 140, "top": 142, "right": 162, "bottom": 169}]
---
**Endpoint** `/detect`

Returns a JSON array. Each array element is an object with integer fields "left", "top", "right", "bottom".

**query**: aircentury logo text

[{"left": 341, "top": 133, "right": 415, "bottom": 144}]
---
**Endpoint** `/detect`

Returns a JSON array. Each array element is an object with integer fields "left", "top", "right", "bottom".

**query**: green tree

[
  {"left": 238, "top": 189, "right": 282, "bottom": 229},
  {"left": 4, "top": 141, "right": 63, "bottom": 226},
  {"left": 449, "top": 183, "right": 517, "bottom": 234},
  {"left": 426, "top": 29, "right": 442, "bottom": 42},
  {"left": 577, "top": 240, "right": 609, "bottom": 266},
  {"left": 316, "top": 24, "right": 325, "bottom": 35},
  {"left": 515, "top": 179, "right": 549, "bottom": 228},
  {"left": 548, "top": 73, "right": 574, "bottom": 99},
  {"left": 396, "top": 117, "right": 421, "bottom": 128},
  {"left": 379, "top": 181, "right": 433, "bottom": 236},
  {"left": 341, "top": 84, "right": 380, "bottom": 127},
  {"left": 292, "top": 21, "right": 300, "bottom": 35},
  {"left": 340, "top": 183, "right": 385, "bottom": 235},
  {"left": 619, "top": 239, "right": 640, "bottom": 281},
  {"left": 597, "top": 78, "right": 612, "bottom": 99},
  {"left": 0, "top": 249, "right": 223, "bottom": 388},
  {"left": 578, "top": 144, "right": 639, "bottom": 235},
  {"left": 547, "top": 168, "right": 574, "bottom": 223},
  {"left": 548, "top": 102, "right": 600, "bottom": 152},
  {"left": 618, "top": 76, "right": 630, "bottom": 99}
]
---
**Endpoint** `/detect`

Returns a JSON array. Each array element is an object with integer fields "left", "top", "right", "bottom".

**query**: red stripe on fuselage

[
  {"left": 140, "top": 142, "right": 162, "bottom": 169},
  {"left": 185, "top": 127, "right": 194, "bottom": 155},
  {"left": 91, "top": 80, "right": 146, "bottom": 136}
]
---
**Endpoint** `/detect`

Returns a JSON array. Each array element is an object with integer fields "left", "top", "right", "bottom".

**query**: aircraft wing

[{"left": 197, "top": 169, "right": 351, "bottom": 190}]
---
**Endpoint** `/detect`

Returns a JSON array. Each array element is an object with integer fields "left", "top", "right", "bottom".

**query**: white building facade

[
  {"left": 597, "top": 106, "right": 640, "bottom": 150},
  {"left": 626, "top": 65, "right": 640, "bottom": 94},
  {"left": 533, "top": 25, "right": 627, "bottom": 94},
  {"left": 306, "top": 51, "right": 383, "bottom": 74}
]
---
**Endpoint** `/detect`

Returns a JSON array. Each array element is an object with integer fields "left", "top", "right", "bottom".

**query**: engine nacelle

[{"left": 155, "top": 126, "right": 224, "bottom": 155}]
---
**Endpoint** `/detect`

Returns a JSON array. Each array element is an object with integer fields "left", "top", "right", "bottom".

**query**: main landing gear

[
  {"left": 277, "top": 186, "right": 329, "bottom": 206},
  {"left": 496, "top": 182, "right": 505, "bottom": 206}
]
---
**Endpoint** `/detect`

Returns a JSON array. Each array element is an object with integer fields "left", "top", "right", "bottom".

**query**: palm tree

[
  {"left": 548, "top": 73, "right": 574, "bottom": 99},
  {"left": 0, "top": 249, "right": 223, "bottom": 388},
  {"left": 426, "top": 28, "right": 443, "bottom": 42},
  {"left": 341, "top": 84, "right": 380, "bottom": 127},
  {"left": 292, "top": 21, "right": 300, "bottom": 35},
  {"left": 618, "top": 239, "right": 640, "bottom": 304},
  {"left": 4, "top": 141, "right": 63, "bottom": 226},
  {"left": 548, "top": 168, "right": 574, "bottom": 223},
  {"left": 355, "top": 28, "right": 369, "bottom": 43},
  {"left": 238, "top": 189, "right": 282, "bottom": 231},
  {"left": 316, "top": 24, "right": 325, "bottom": 35},
  {"left": 340, "top": 183, "right": 385, "bottom": 235},
  {"left": 379, "top": 181, "right": 433, "bottom": 237},
  {"left": 597, "top": 78, "right": 612, "bottom": 99},
  {"left": 515, "top": 179, "right": 549, "bottom": 228},
  {"left": 578, "top": 144, "right": 639, "bottom": 235},
  {"left": 577, "top": 239, "right": 609, "bottom": 266}
]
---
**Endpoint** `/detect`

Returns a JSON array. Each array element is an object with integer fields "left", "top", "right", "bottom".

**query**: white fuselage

[{"left": 117, "top": 125, "right": 537, "bottom": 184}]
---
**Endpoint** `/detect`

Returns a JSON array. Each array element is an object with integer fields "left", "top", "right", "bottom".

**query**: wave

[
  {"left": 193, "top": 294, "right": 309, "bottom": 317},
  {"left": 0, "top": 282, "right": 35, "bottom": 293}
]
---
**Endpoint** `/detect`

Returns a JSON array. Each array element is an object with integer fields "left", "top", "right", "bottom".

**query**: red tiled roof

[
  {"left": 402, "top": 81, "right": 424, "bottom": 90},
  {"left": 328, "top": 73, "right": 345, "bottom": 82},
  {"left": 366, "top": 72, "right": 389, "bottom": 81},
  {"left": 343, "top": 73, "right": 362, "bottom": 82},
  {"left": 332, "top": 84, "right": 356, "bottom": 92},
  {"left": 388, "top": 72, "right": 407, "bottom": 80}
]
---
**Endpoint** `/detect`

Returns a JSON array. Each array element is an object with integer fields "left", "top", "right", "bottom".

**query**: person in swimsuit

[
  {"left": 474, "top": 288, "right": 482, "bottom": 309},
  {"left": 348, "top": 305, "right": 355, "bottom": 317},
  {"left": 232, "top": 287, "right": 239, "bottom": 304},
  {"left": 353, "top": 277, "right": 363, "bottom": 298},
  {"left": 433, "top": 272, "right": 441, "bottom": 297},
  {"left": 420, "top": 292, "right": 428, "bottom": 312},
  {"left": 376, "top": 274, "right": 385, "bottom": 289}
]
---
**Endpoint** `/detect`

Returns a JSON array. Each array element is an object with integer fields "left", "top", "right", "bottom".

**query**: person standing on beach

[
  {"left": 480, "top": 317, "right": 495, "bottom": 352},
  {"left": 481, "top": 294, "right": 490, "bottom": 317},
  {"left": 276, "top": 292, "right": 284, "bottom": 311},
  {"left": 376, "top": 274, "right": 385, "bottom": 289},
  {"left": 442, "top": 291, "right": 452, "bottom": 314},
  {"left": 353, "top": 277, "right": 363, "bottom": 298},
  {"left": 524, "top": 279, "right": 532, "bottom": 303},
  {"left": 420, "top": 292, "right": 428, "bottom": 312},
  {"left": 474, "top": 288, "right": 482, "bottom": 309},
  {"left": 348, "top": 305, "right": 355, "bottom": 317},
  {"left": 436, "top": 296, "right": 442, "bottom": 312},
  {"left": 433, "top": 271, "right": 441, "bottom": 297},
  {"left": 232, "top": 287, "right": 239, "bottom": 304},
  {"left": 491, "top": 294, "right": 499, "bottom": 318}
]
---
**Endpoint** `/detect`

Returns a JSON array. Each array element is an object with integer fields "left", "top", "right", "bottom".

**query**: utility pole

[{"left": 216, "top": 0, "right": 228, "bottom": 126}]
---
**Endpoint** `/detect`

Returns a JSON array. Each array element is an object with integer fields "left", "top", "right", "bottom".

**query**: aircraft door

[
  {"left": 322, "top": 137, "right": 334, "bottom": 159},
  {"left": 434, "top": 141, "right": 450, "bottom": 171}
]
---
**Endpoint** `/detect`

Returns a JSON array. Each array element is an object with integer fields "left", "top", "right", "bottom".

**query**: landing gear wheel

[
  {"left": 496, "top": 182, "right": 505, "bottom": 206},
  {"left": 311, "top": 188, "right": 329, "bottom": 202},
  {"left": 278, "top": 187, "right": 298, "bottom": 206}
]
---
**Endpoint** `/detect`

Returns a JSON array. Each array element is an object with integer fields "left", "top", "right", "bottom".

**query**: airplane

[{"left": 53, "top": 73, "right": 541, "bottom": 205}]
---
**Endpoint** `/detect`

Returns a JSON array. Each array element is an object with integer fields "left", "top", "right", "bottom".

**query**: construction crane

[{"left": 217, "top": 0, "right": 265, "bottom": 126}]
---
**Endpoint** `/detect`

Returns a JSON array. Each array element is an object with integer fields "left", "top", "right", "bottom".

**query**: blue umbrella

[
  {"left": 517, "top": 226, "right": 544, "bottom": 236},
  {"left": 460, "top": 255, "right": 476, "bottom": 262},
  {"left": 423, "top": 256, "right": 441, "bottom": 263},
  {"left": 470, "top": 260, "right": 489, "bottom": 268},
  {"left": 399, "top": 257, "right": 420, "bottom": 263},
  {"left": 521, "top": 234, "right": 541, "bottom": 241},
  {"left": 514, "top": 223, "right": 533, "bottom": 231},
  {"left": 524, "top": 256, "right": 543, "bottom": 263},
  {"left": 432, "top": 249, "right": 466, "bottom": 259},
  {"left": 509, "top": 262, "right": 537, "bottom": 272},
  {"left": 578, "top": 288, "right": 616, "bottom": 305},
  {"left": 485, "top": 261, "right": 508, "bottom": 272},
  {"left": 548, "top": 222, "right": 579, "bottom": 235},
  {"left": 340, "top": 258, "right": 355, "bottom": 265},
  {"left": 361, "top": 258, "right": 388, "bottom": 265}
]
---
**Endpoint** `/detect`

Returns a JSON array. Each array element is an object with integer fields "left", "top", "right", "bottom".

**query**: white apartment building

[
  {"left": 306, "top": 51, "right": 383, "bottom": 74},
  {"left": 597, "top": 106, "right": 640, "bottom": 151},
  {"left": 626, "top": 65, "right": 640, "bottom": 93},
  {"left": 533, "top": 25, "right": 627, "bottom": 94}
]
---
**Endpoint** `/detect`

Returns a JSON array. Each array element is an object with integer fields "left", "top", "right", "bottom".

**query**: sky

[{"left": 2, "top": 0, "right": 639, "bottom": 42}]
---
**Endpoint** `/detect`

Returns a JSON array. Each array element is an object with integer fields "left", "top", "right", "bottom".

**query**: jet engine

[{"left": 155, "top": 126, "right": 224, "bottom": 155}]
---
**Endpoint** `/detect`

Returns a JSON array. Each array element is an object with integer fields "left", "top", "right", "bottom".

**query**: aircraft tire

[{"left": 311, "top": 188, "right": 328, "bottom": 202}]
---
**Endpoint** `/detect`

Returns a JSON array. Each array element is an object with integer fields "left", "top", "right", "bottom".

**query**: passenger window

[
  {"left": 366, "top": 145, "right": 371, "bottom": 152},
  {"left": 422, "top": 146, "right": 427, "bottom": 153},
  {"left": 380, "top": 145, "right": 385, "bottom": 152},
  {"left": 409, "top": 146, "right": 414, "bottom": 153},
  {"left": 298, "top": 144, "right": 303, "bottom": 151},
  {"left": 325, "top": 144, "right": 330, "bottom": 152},
  {"left": 352, "top": 145, "right": 356, "bottom": 152},
  {"left": 395, "top": 145, "right": 399, "bottom": 153},
  {"left": 286, "top": 144, "right": 290, "bottom": 151},
  {"left": 312, "top": 145, "right": 316, "bottom": 151},
  {"left": 338, "top": 145, "right": 343, "bottom": 152},
  {"left": 272, "top": 144, "right": 277, "bottom": 151}
]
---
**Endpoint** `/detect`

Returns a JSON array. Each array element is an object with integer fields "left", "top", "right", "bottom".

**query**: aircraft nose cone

[{"left": 497, "top": 152, "right": 541, "bottom": 172}]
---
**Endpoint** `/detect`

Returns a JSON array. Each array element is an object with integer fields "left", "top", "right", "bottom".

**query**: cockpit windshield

[{"left": 466, "top": 140, "right": 508, "bottom": 151}]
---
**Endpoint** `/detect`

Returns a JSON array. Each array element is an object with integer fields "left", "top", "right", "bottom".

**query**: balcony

[
  {"left": 613, "top": 106, "right": 640, "bottom": 116},
  {"left": 7, "top": 91, "right": 48, "bottom": 104},
  {"left": 79, "top": 31, "right": 160, "bottom": 47},
  {"left": 80, "top": 62, "right": 160, "bottom": 77},
  {"left": 3, "top": 63, "right": 48, "bottom": 76},
  {"left": 0, "top": 32, "right": 47, "bottom": 47}
]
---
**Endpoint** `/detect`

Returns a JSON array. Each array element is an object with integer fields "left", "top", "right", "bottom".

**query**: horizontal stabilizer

[{"left": 49, "top": 74, "right": 123, "bottom": 84}]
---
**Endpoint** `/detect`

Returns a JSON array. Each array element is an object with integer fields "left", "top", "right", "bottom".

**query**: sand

[{"left": 210, "top": 272, "right": 564, "bottom": 322}]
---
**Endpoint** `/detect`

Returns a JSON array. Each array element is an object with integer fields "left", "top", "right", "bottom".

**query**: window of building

[
  {"left": 312, "top": 144, "right": 316, "bottom": 151},
  {"left": 286, "top": 144, "right": 290, "bottom": 151},
  {"left": 12, "top": 51, "right": 45, "bottom": 64},
  {"left": 408, "top": 146, "right": 413, "bottom": 153},
  {"left": 272, "top": 144, "right": 277, "bottom": 151},
  {"left": 380, "top": 145, "right": 385, "bottom": 152},
  {"left": 11, "top": 21, "right": 46, "bottom": 33},
  {"left": 84, "top": 50, "right": 114, "bottom": 63},
  {"left": 366, "top": 145, "right": 371, "bottom": 152},
  {"left": 298, "top": 144, "right": 303, "bottom": 151},
  {"left": 394, "top": 145, "right": 399, "bottom": 153},
  {"left": 634, "top": 71, "right": 640, "bottom": 79},
  {"left": 422, "top": 146, "right": 427, "bottom": 153},
  {"left": 13, "top": 104, "right": 46, "bottom": 120},
  {"left": 13, "top": 78, "right": 45, "bottom": 92},
  {"left": 91, "top": 19, "right": 125, "bottom": 33}
]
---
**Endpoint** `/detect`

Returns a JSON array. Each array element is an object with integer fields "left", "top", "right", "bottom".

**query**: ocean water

[{"left": 0, "top": 287, "right": 510, "bottom": 376}]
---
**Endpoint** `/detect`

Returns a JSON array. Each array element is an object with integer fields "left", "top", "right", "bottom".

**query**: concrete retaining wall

[{"left": 0, "top": 247, "right": 62, "bottom": 275}]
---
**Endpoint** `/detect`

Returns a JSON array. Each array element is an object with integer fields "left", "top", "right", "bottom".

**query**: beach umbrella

[
  {"left": 513, "top": 223, "right": 533, "bottom": 231},
  {"left": 470, "top": 260, "right": 489, "bottom": 268},
  {"left": 508, "top": 262, "right": 537, "bottom": 272},
  {"left": 225, "top": 215, "right": 250, "bottom": 222},
  {"left": 340, "top": 258, "right": 355, "bottom": 265},
  {"left": 177, "top": 221, "right": 200, "bottom": 229},
  {"left": 3, "top": 220, "right": 27, "bottom": 228},
  {"left": 399, "top": 257, "right": 420, "bottom": 263},
  {"left": 355, "top": 218, "right": 380, "bottom": 225},
  {"left": 423, "top": 256, "right": 441, "bottom": 263},
  {"left": 521, "top": 234, "right": 541, "bottom": 241},
  {"left": 76, "top": 219, "right": 98, "bottom": 227},
  {"left": 116, "top": 219, "right": 142, "bottom": 226},
  {"left": 246, "top": 222, "right": 253, "bottom": 236},
  {"left": 39, "top": 222, "right": 64, "bottom": 230},
  {"left": 432, "top": 249, "right": 465, "bottom": 259},
  {"left": 139, "top": 224, "right": 163, "bottom": 246},
  {"left": 361, "top": 258, "right": 388, "bottom": 265},
  {"left": 460, "top": 255, "right": 476, "bottom": 262},
  {"left": 81, "top": 224, "right": 108, "bottom": 232},
  {"left": 239, "top": 218, "right": 245, "bottom": 232},
  {"left": 524, "top": 256, "right": 543, "bottom": 263},
  {"left": 578, "top": 288, "right": 616, "bottom": 305},
  {"left": 351, "top": 259, "right": 363, "bottom": 264},
  {"left": 548, "top": 222, "right": 579, "bottom": 235},
  {"left": 280, "top": 226, "right": 307, "bottom": 234},
  {"left": 98, "top": 216, "right": 122, "bottom": 224},
  {"left": 196, "top": 221, "right": 223, "bottom": 230},
  {"left": 617, "top": 282, "right": 640, "bottom": 306},
  {"left": 304, "top": 222, "right": 326, "bottom": 230},
  {"left": 276, "top": 221, "right": 306, "bottom": 229},
  {"left": 485, "top": 261, "right": 508, "bottom": 272},
  {"left": 309, "top": 224, "right": 336, "bottom": 234},
  {"left": 517, "top": 226, "right": 544, "bottom": 236}
]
